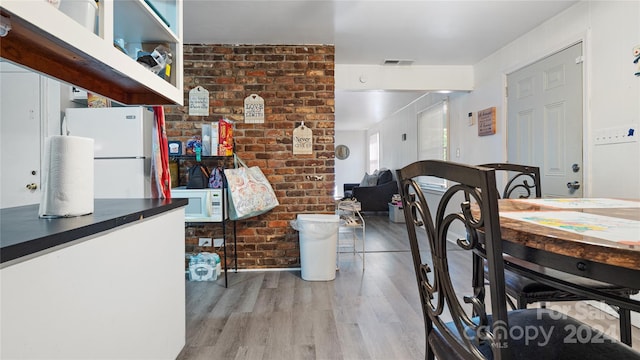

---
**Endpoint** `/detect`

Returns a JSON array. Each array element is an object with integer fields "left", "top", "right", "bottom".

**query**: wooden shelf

[{"left": 0, "top": 1, "right": 183, "bottom": 106}]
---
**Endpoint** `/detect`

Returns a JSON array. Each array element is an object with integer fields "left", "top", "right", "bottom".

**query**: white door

[
  {"left": 507, "top": 43, "right": 583, "bottom": 198},
  {"left": 0, "top": 67, "right": 42, "bottom": 208}
]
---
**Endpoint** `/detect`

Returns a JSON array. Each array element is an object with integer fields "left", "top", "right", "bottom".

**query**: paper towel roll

[{"left": 39, "top": 135, "right": 95, "bottom": 218}]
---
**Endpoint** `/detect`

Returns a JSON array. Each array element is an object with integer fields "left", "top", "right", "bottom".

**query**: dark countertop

[{"left": 0, "top": 198, "right": 188, "bottom": 264}]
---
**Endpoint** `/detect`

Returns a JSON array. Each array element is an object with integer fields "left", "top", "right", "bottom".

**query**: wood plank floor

[{"left": 177, "top": 214, "right": 639, "bottom": 359}]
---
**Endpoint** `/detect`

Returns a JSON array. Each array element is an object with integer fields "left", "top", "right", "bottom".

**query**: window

[
  {"left": 368, "top": 132, "right": 379, "bottom": 173},
  {"left": 417, "top": 99, "right": 449, "bottom": 188}
]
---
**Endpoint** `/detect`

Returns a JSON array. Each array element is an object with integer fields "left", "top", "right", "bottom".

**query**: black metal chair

[
  {"left": 481, "top": 163, "right": 541, "bottom": 200},
  {"left": 396, "top": 160, "right": 640, "bottom": 360},
  {"left": 480, "top": 163, "right": 638, "bottom": 345}
]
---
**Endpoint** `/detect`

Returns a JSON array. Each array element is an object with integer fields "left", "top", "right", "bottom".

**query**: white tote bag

[{"left": 225, "top": 155, "right": 279, "bottom": 220}]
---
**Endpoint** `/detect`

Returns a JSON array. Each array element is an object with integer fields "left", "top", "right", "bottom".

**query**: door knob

[
  {"left": 566, "top": 181, "right": 580, "bottom": 190},
  {"left": 26, "top": 183, "right": 38, "bottom": 190}
]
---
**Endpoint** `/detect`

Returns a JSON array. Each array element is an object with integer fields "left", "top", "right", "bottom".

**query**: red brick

[{"left": 169, "top": 44, "right": 334, "bottom": 270}]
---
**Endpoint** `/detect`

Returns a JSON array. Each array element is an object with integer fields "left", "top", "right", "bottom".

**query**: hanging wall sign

[
  {"left": 188, "top": 86, "right": 209, "bottom": 116},
  {"left": 478, "top": 107, "right": 497, "bottom": 136},
  {"left": 293, "top": 122, "right": 313, "bottom": 155},
  {"left": 244, "top": 94, "right": 265, "bottom": 123}
]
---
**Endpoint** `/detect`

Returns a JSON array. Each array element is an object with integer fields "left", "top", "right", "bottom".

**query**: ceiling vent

[{"left": 383, "top": 59, "right": 414, "bottom": 66}]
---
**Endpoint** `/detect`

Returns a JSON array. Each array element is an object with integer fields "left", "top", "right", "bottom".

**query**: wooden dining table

[{"left": 495, "top": 197, "right": 640, "bottom": 313}]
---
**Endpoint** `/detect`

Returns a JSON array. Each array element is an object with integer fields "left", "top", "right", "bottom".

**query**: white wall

[
  {"left": 585, "top": 1, "right": 640, "bottom": 198},
  {"left": 336, "top": 65, "right": 474, "bottom": 91},
  {"left": 367, "top": 92, "right": 454, "bottom": 171},
  {"left": 360, "top": 0, "right": 640, "bottom": 199},
  {"left": 335, "top": 130, "right": 367, "bottom": 197}
]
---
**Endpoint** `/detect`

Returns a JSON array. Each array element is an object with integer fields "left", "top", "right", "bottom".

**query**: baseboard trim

[{"left": 231, "top": 267, "right": 302, "bottom": 272}]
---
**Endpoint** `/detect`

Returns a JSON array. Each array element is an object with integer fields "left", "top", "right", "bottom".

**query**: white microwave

[{"left": 171, "top": 187, "right": 227, "bottom": 222}]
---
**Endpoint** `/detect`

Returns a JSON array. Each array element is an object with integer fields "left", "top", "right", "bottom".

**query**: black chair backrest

[
  {"left": 480, "top": 163, "right": 541, "bottom": 199},
  {"left": 396, "top": 160, "right": 510, "bottom": 359}
]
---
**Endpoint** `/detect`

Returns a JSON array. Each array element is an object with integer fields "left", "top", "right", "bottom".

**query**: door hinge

[{"left": 575, "top": 55, "right": 584, "bottom": 64}]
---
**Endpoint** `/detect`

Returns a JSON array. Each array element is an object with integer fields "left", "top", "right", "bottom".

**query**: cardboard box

[
  {"left": 169, "top": 160, "right": 179, "bottom": 188},
  {"left": 201, "top": 124, "right": 211, "bottom": 156},
  {"left": 211, "top": 121, "right": 219, "bottom": 156},
  {"left": 87, "top": 92, "right": 110, "bottom": 108},
  {"left": 218, "top": 119, "right": 233, "bottom": 156}
]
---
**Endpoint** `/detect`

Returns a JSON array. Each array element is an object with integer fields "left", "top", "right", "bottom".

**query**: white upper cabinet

[{"left": 0, "top": 0, "right": 183, "bottom": 106}]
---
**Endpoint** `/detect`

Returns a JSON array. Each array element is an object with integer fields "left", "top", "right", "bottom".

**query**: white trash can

[{"left": 291, "top": 214, "right": 340, "bottom": 281}]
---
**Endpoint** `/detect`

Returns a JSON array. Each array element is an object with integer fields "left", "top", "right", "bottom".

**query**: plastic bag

[
  {"left": 188, "top": 252, "right": 220, "bottom": 281},
  {"left": 209, "top": 166, "right": 224, "bottom": 189},
  {"left": 136, "top": 45, "right": 172, "bottom": 74}
]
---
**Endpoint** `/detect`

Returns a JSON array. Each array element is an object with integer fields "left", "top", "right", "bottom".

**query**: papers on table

[
  {"left": 338, "top": 201, "right": 361, "bottom": 212},
  {"left": 513, "top": 198, "right": 640, "bottom": 209},
  {"left": 501, "top": 211, "right": 640, "bottom": 245}
]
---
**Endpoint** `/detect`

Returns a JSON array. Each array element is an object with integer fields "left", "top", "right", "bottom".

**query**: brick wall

[{"left": 164, "top": 44, "right": 336, "bottom": 269}]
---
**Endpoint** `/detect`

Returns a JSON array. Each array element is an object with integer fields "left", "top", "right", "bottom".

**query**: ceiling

[{"left": 183, "top": 0, "right": 578, "bottom": 130}]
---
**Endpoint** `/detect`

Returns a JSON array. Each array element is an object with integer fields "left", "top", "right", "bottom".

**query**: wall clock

[{"left": 335, "top": 145, "right": 350, "bottom": 160}]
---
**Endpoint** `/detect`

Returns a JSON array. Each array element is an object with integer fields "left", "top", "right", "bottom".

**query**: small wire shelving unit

[{"left": 336, "top": 200, "right": 365, "bottom": 270}]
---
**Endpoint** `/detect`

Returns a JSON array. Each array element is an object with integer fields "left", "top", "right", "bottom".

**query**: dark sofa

[{"left": 343, "top": 169, "right": 398, "bottom": 212}]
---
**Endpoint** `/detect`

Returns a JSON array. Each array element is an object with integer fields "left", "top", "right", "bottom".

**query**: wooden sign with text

[
  {"left": 244, "top": 94, "right": 265, "bottom": 123},
  {"left": 478, "top": 107, "right": 496, "bottom": 136},
  {"left": 293, "top": 123, "right": 313, "bottom": 155},
  {"left": 188, "top": 86, "right": 209, "bottom": 116}
]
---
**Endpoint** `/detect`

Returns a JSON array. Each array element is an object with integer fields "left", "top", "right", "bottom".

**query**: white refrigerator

[{"left": 65, "top": 107, "right": 153, "bottom": 198}]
